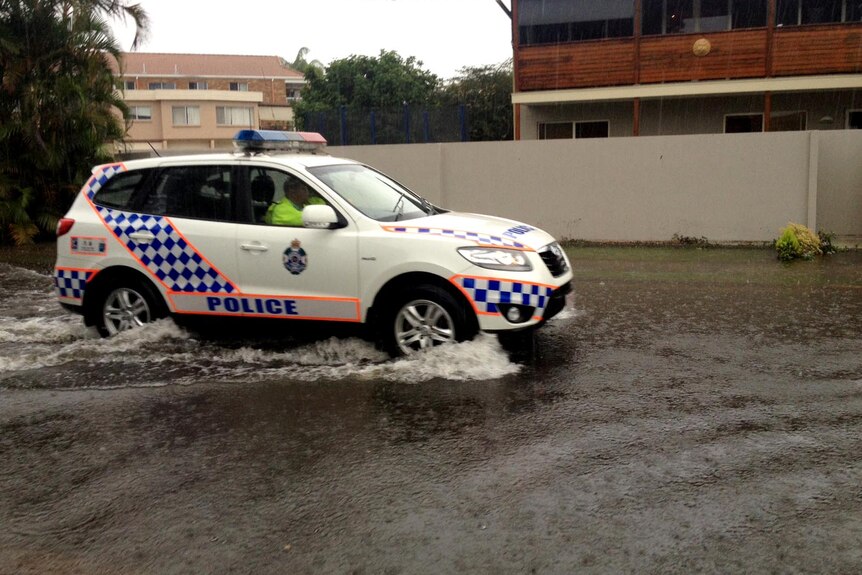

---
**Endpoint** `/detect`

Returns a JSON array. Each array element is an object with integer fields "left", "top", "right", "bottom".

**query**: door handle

[
  {"left": 129, "top": 231, "right": 155, "bottom": 243},
  {"left": 240, "top": 243, "right": 269, "bottom": 252}
]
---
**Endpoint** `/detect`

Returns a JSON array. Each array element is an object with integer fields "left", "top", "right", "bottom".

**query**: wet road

[{"left": 1, "top": 246, "right": 861, "bottom": 574}]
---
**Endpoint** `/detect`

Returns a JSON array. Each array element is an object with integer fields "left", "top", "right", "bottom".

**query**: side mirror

[{"left": 302, "top": 204, "right": 343, "bottom": 229}]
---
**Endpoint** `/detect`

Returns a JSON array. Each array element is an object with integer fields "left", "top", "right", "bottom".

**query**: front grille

[{"left": 539, "top": 243, "right": 569, "bottom": 277}]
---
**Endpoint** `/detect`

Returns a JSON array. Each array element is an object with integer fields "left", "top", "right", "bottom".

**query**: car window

[
  {"left": 308, "top": 164, "right": 428, "bottom": 222},
  {"left": 141, "top": 165, "right": 236, "bottom": 222},
  {"left": 92, "top": 170, "right": 149, "bottom": 210},
  {"left": 247, "top": 167, "right": 328, "bottom": 226}
]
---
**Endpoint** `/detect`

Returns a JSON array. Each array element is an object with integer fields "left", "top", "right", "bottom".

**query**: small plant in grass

[{"left": 774, "top": 223, "right": 822, "bottom": 261}]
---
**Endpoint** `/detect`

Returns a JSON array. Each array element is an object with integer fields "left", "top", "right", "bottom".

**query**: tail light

[{"left": 57, "top": 218, "right": 75, "bottom": 237}]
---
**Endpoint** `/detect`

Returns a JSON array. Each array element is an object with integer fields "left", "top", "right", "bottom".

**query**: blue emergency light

[{"left": 233, "top": 130, "right": 327, "bottom": 153}]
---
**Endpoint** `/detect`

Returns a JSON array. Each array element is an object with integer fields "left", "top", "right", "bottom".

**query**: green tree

[
  {"left": 0, "top": 0, "right": 148, "bottom": 245},
  {"left": 440, "top": 60, "right": 513, "bottom": 141},
  {"left": 294, "top": 49, "right": 440, "bottom": 117}
]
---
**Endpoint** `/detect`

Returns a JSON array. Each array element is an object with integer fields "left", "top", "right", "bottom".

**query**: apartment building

[
  {"left": 112, "top": 53, "right": 305, "bottom": 152},
  {"left": 510, "top": 0, "right": 862, "bottom": 139}
]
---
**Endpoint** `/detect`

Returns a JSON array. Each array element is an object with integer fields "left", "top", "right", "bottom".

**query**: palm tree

[
  {"left": 0, "top": 0, "right": 148, "bottom": 245},
  {"left": 290, "top": 47, "right": 324, "bottom": 74}
]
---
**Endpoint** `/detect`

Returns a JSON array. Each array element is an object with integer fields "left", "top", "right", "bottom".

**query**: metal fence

[{"left": 298, "top": 105, "right": 469, "bottom": 146}]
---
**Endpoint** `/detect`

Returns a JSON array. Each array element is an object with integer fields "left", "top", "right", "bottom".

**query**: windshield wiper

[
  {"left": 393, "top": 194, "right": 405, "bottom": 221},
  {"left": 419, "top": 196, "right": 435, "bottom": 216}
]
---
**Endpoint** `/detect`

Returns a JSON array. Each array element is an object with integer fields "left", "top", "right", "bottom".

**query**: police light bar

[{"left": 234, "top": 130, "right": 327, "bottom": 153}]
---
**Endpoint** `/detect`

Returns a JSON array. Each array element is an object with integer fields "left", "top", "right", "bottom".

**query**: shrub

[
  {"left": 818, "top": 231, "right": 837, "bottom": 255},
  {"left": 775, "top": 222, "right": 822, "bottom": 261}
]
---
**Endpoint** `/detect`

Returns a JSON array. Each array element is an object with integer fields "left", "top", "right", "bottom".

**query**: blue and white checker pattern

[
  {"left": 385, "top": 226, "right": 527, "bottom": 250},
  {"left": 97, "top": 208, "right": 236, "bottom": 293},
  {"left": 456, "top": 276, "right": 554, "bottom": 315},
  {"left": 85, "top": 163, "right": 126, "bottom": 198},
  {"left": 54, "top": 269, "right": 94, "bottom": 302},
  {"left": 85, "top": 164, "right": 236, "bottom": 294}
]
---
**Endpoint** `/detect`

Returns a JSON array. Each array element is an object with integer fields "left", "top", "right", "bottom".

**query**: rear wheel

[
  {"left": 384, "top": 285, "right": 476, "bottom": 356},
  {"left": 95, "top": 281, "right": 165, "bottom": 337}
]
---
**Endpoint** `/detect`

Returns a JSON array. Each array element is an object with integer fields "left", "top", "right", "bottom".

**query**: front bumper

[
  {"left": 542, "top": 281, "right": 572, "bottom": 322},
  {"left": 472, "top": 280, "right": 573, "bottom": 333}
]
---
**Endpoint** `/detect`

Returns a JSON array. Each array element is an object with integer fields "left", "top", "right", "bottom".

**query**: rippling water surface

[{"left": 0, "top": 261, "right": 565, "bottom": 389}]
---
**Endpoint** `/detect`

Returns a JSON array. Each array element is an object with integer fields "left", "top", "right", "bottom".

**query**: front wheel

[
  {"left": 96, "top": 281, "right": 165, "bottom": 337},
  {"left": 384, "top": 285, "right": 476, "bottom": 356}
]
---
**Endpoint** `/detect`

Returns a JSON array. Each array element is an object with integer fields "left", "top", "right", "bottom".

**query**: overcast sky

[{"left": 111, "top": 0, "right": 514, "bottom": 79}]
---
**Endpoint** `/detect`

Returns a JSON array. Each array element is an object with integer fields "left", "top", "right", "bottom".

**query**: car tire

[
  {"left": 383, "top": 285, "right": 477, "bottom": 357},
  {"left": 94, "top": 279, "right": 166, "bottom": 337}
]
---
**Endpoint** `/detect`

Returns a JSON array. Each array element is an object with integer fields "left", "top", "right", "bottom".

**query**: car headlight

[{"left": 457, "top": 247, "right": 533, "bottom": 271}]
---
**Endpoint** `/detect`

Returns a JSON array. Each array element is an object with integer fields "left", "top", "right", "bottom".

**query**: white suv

[{"left": 54, "top": 130, "right": 573, "bottom": 355}]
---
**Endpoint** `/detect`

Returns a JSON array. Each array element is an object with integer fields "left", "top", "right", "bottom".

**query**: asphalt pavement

[{"left": 1, "top": 245, "right": 861, "bottom": 574}]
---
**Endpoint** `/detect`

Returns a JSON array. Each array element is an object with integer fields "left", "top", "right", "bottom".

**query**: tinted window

[
  {"left": 725, "top": 114, "right": 763, "bottom": 133},
  {"left": 539, "top": 122, "right": 574, "bottom": 139},
  {"left": 141, "top": 165, "right": 236, "bottom": 222},
  {"left": 644, "top": 0, "right": 765, "bottom": 34},
  {"left": 92, "top": 170, "right": 148, "bottom": 210},
  {"left": 732, "top": 0, "right": 767, "bottom": 28},
  {"left": 519, "top": 0, "right": 634, "bottom": 44},
  {"left": 576, "top": 120, "right": 610, "bottom": 138},
  {"left": 778, "top": 0, "right": 845, "bottom": 25},
  {"left": 802, "top": 0, "right": 842, "bottom": 23}
]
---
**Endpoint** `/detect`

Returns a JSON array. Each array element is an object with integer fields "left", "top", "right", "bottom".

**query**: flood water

[{"left": 1, "top": 245, "right": 861, "bottom": 574}]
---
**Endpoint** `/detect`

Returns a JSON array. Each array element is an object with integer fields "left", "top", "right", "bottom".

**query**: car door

[
  {"left": 133, "top": 163, "right": 242, "bottom": 316},
  {"left": 234, "top": 165, "right": 362, "bottom": 323}
]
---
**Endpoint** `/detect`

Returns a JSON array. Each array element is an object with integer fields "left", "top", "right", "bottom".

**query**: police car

[{"left": 54, "top": 130, "right": 573, "bottom": 356}]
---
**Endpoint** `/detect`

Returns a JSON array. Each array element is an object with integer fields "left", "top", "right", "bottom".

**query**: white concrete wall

[
  {"left": 330, "top": 131, "right": 862, "bottom": 243},
  {"left": 817, "top": 132, "right": 862, "bottom": 240}
]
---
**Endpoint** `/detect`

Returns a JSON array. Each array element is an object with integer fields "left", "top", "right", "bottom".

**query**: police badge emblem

[{"left": 283, "top": 239, "right": 307, "bottom": 275}]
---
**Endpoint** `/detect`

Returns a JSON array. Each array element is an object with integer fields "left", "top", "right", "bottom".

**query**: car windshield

[{"left": 308, "top": 164, "right": 432, "bottom": 222}]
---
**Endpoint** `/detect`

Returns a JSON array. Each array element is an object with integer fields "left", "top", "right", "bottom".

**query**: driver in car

[{"left": 265, "top": 178, "right": 325, "bottom": 226}]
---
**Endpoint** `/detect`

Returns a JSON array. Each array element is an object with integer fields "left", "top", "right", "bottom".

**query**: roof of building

[{"left": 113, "top": 53, "right": 304, "bottom": 80}]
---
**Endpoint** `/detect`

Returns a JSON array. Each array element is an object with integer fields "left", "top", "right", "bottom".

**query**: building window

[
  {"left": 538, "top": 121, "right": 610, "bottom": 138},
  {"left": 777, "top": 0, "right": 851, "bottom": 25},
  {"left": 148, "top": 82, "right": 176, "bottom": 90},
  {"left": 129, "top": 105, "right": 152, "bottom": 121},
  {"left": 188, "top": 81, "right": 208, "bottom": 90},
  {"left": 216, "top": 106, "right": 253, "bottom": 126},
  {"left": 172, "top": 106, "right": 200, "bottom": 126},
  {"left": 769, "top": 111, "right": 807, "bottom": 131},
  {"left": 848, "top": 110, "right": 862, "bottom": 129},
  {"left": 699, "top": 0, "right": 730, "bottom": 32},
  {"left": 576, "top": 120, "right": 610, "bottom": 138},
  {"left": 286, "top": 87, "right": 302, "bottom": 102},
  {"left": 643, "top": 0, "right": 766, "bottom": 35},
  {"left": 538, "top": 122, "right": 574, "bottom": 139},
  {"left": 725, "top": 113, "right": 763, "bottom": 133},
  {"left": 732, "top": 0, "right": 768, "bottom": 28},
  {"left": 123, "top": 80, "right": 136, "bottom": 90},
  {"left": 229, "top": 82, "right": 249, "bottom": 92},
  {"left": 519, "top": 0, "right": 635, "bottom": 45}
]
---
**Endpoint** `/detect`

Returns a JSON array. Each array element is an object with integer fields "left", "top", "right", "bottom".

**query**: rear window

[
  {"left": 140, "top": 165, "right": 237, "bottom": 222},
  {"left": 92, "top": 170, "right": 149, "bottom": 210}
]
